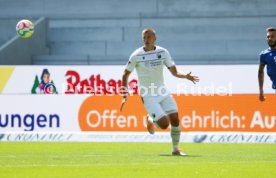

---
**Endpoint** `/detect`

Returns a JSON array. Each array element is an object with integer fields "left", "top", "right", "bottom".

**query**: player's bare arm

[
  {"left": 258, "top": 64, "right": 266, "bottom": 101},
  {"left": 120, "top": 69, "right": 131, "bottom": 112},
  {"left": 258, "top": 27, "right": 276, "bottom": 101},
  {"left": 169, "top": 65, "right": 200, "bottom": 84}
]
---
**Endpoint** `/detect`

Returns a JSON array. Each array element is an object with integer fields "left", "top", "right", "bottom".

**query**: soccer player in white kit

[{"left": 120, "top": 28, "right": 199, "bottom": 156}]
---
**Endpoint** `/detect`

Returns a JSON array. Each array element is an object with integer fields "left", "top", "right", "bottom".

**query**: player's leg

[
  {"left": 168, "top": 112, "right": 180, "bottom": 150},
  {"left": 156, "top": 115, "right": 170, "bottom": 129},
  {"left": 161, "top": 95, "right": 187, "bottom": 156},
  {"left": 143, "top": 96, "right": 169, "bottom": 134},
  {"left": 145, "top": 105, "right": 170, "bottom": 133},
  {"left": 168, "top": 112, "right": 186, "bottom": 156}
]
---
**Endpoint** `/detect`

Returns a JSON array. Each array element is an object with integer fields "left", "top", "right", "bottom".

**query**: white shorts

[{"left": 142, "top": 94, "right": 178, "bottom": 121}]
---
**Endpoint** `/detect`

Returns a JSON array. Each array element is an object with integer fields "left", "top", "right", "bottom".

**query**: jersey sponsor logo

[
  {"left": 137, "top": 56, "right": 163, "bottom": 68},
  {"left": 149, "top": 60, "right": 162, "bottom": 67}
]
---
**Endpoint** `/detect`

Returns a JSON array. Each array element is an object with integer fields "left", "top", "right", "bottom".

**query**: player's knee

[
  {"left": 159, "top": 123, "right": 169, "bottom": 130},
  {"left": 171, "top": 119, "right": 179, "bottom": 127},
  {"left": 157, "top": 117, "right": 170, "bottom": 130},
  {"left": 168, "top": 112, "right": 179, "bottom": 127}
]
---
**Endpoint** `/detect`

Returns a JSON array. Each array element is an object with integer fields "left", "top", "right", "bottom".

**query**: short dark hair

[{"left": 266, "top": 27, "right": 276, "bottom": 32}]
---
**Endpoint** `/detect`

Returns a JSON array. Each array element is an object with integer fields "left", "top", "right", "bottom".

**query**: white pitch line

[
  {"left": 0, "top": 153, "right": 157, "bottom": 158},
  {"left": 0, "top": 154, "right": 113, "bottom": 158},
  {"left": 1, "top": 161, "right": 276, "bottom": 168}
]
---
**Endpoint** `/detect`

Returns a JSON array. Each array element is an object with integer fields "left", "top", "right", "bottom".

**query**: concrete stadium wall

[
  {"left": 0, "top": 19, "right": 21, "bottom": 46},
  {"left": 0, "top": 17, "right": 49, "bottom": 65},
  {"left": 0, "top": 0, "right": 275, "bottom": 65},
  {"left": 0, "top": 0, "right": 276, "bottom": 18}
]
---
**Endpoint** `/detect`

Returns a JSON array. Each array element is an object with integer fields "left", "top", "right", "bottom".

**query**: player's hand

[
  {"left": 259, "top": 94, "right": 266, "bottom": 102},
  {"left": 186, "top": 72, "right": 200, "bottom": 84},
  {"left": 120, "top": 96, "right": 127, "bottom": 112}
]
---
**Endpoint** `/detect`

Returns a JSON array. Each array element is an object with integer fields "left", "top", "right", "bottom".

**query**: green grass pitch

[{"left": 0, "top": 142, "right": 276, "bottom": 178}]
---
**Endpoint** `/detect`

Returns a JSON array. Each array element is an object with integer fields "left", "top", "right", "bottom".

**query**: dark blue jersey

[{"left": 259, "top": 47, "right": 276, "bottom": 89}]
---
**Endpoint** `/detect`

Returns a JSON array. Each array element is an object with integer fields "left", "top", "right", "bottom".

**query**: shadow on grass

[{"left": 159, "top": 154, "right": 202, "bottom": 157}]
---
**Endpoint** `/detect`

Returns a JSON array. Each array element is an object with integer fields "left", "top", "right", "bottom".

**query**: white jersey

[{"left": 125, "top": 46, "right": 175, "bottom": 96}]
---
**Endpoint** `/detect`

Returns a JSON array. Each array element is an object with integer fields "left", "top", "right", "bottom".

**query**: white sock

[{"left": 171, "top": 125, "right": 181, "bottom": 151}]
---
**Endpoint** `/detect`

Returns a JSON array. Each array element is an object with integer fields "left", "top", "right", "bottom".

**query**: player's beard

[{"left": 267, "top": 40, "right": 276, "bottom": 48}]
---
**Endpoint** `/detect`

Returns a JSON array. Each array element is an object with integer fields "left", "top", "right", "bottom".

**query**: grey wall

[
  {"left": 0, "top": 17, "right": 49, "bottom": 65},
  {"left": 1, "top": 0, "right": 276, "bottom": 18},
  {"left": 0, "top": 0, "right": 275, "bottom": 65}
]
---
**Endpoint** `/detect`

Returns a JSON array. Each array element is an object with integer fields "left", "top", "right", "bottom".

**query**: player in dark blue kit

[{"left": 258, "top": 27, "right": 276, "bottom": 101}]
